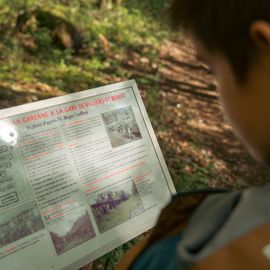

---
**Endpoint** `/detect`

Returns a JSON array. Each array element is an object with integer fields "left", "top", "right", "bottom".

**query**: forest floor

[
  {"left": 0, "top": 37, "right": 270, "bottom": 270},
  {"left": 2, "top": 37, "right": 270, "bottom": 270},
  {"left": 153, "top": 38, "right": 270, "bottom": 190},
  {"left": 2, "top": 37, "right": 269, "bottom": 192},
  {"left": 1, "top": 2, "right": 270, "bottom": 269}
]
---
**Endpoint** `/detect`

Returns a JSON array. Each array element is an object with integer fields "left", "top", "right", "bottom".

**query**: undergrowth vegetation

[{"left": 0, "top": 0, "right": 168, "bottom": 92}]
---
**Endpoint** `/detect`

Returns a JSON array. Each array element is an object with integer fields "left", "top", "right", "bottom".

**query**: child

[{"left": 117, "top": 0, "right": 270, "bottom": 269}]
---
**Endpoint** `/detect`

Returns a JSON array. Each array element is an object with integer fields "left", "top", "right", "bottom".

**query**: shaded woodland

[{"left": 0, "top": 1, "right": 270, "bottom": 269}]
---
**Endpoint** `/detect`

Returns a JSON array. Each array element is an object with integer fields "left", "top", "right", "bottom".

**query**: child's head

[{"left": 169, "top": 0, "right": 270, "bottom": 164}]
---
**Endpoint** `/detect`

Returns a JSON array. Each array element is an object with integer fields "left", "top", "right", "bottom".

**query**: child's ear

[{"left": 250, "top": 21, "right": 270, "bottom": 51}]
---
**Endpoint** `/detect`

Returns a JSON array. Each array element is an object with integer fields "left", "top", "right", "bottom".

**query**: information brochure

[{"left": 0, "top": 80, "right": 175, "bottom": 269}]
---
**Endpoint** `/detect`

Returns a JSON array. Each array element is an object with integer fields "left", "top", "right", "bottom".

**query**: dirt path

[
  {"left": 155, "top": 38, "right": 270, "bottom": 189},
  {"left": 1, "top": 38, "right": 269, "bottom": 191}
]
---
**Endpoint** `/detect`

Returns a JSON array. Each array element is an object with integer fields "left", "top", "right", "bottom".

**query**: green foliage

[
  {"left": 124, "top": 0, "right": 168, "bottom": 19},
  {"left": 94, "top": 196, "right": 143, "bottom": 233},
  {"left": 95, "top": 234, "right": 144, "bottom": 269},
  {"left": 33, "top": 27, "right": 53, "bottom": 48},
  {"left": 175, "top": 173, "right": 208, "bottom": 192},
  {"left": 0, "top": 0, "right": 167, "bottom": 92}
]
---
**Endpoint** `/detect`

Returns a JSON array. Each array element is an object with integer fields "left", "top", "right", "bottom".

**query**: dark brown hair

[{"left": 168, "top": 0, "right": 270, "bottom": 81}]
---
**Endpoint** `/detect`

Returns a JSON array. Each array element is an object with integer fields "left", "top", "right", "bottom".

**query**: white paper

[{"left": 0, "top": 80, "right": 175, "bottom": 270}]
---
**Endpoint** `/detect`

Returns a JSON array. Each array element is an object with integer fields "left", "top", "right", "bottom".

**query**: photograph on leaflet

[
  {"left": 49, "top": 208, "right": 96, "bottom": 256},
  {"left": 90, "top": 180, "right": 145, "bottom": 233},
  {"left": 0, "top": 202, "right": 44, "bottom": 249},
  {"left": 101, "top": 106, "right": 142, "bottom": 148}
]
